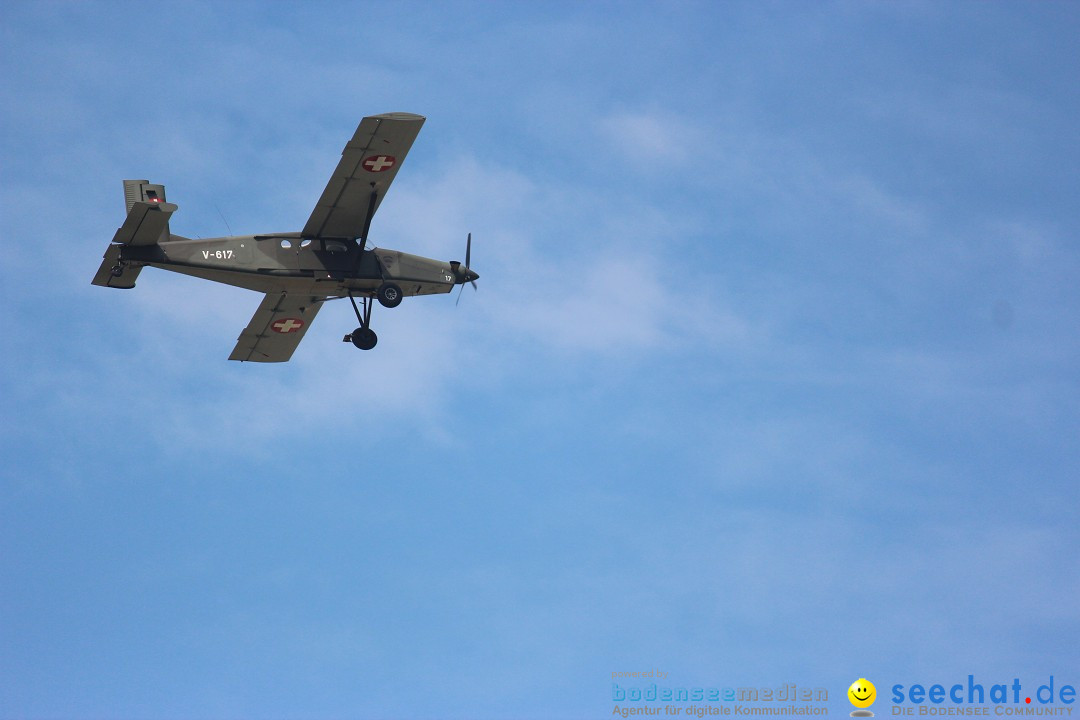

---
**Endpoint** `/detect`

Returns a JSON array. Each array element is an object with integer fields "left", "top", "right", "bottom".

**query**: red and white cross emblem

[
  {"left": 271, "top": 317, "right": 304, "bottom": 333},
  {"left": 362, "top": 155, "right": 396, "bottom": 172}
]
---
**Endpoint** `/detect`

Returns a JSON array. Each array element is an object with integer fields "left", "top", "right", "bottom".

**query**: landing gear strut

[{"left": 343, "top": 291, "right": 378, "bottom": 350}]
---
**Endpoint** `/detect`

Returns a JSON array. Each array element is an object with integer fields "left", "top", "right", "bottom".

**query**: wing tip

[{"left": 371, "top": 112, "right": 425, "bottom": 122}]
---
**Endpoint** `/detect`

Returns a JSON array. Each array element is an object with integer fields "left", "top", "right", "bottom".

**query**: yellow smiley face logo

[{"left": 848, "top": 679, "right": 876, "bottom": 708}]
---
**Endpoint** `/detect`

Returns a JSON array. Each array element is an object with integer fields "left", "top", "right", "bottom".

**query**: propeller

[{"left": 452, "top": 232, "right": 478, "bottom": 306}]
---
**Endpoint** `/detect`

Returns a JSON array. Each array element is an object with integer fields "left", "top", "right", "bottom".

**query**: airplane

[{"left": 92, "top": 112, "right": 479, "bottom": 362}]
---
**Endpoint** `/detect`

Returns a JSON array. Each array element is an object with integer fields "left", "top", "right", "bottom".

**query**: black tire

[
  {"left": 350, "top": 327, "right": 378, "bottom": 350},
  {"left": 110, "top": 265, "right": 124, "bottom": 277},
  {"left": 377, "top": 282, "right": 403, "bottom": 308}
]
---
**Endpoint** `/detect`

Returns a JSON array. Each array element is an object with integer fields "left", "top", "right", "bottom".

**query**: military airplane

[{"left": 92, "top": 112, "right": 478, "bottom": 362}]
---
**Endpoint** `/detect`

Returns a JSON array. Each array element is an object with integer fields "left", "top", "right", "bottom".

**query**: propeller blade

[{"left": 455, "top": 233, "right": 477, "bottom": 305}]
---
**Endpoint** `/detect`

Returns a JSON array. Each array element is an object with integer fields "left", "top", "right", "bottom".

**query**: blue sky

[{"left": 2, "top": 1, "right": 1078, "bottom": 718}]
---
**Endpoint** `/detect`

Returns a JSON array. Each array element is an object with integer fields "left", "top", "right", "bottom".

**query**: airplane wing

[
  {"left": 302, "top": 112, "right": 426, "bottom": 240},
  {"left": 228, "top": 292, "right": 324, "bottom": 363}
]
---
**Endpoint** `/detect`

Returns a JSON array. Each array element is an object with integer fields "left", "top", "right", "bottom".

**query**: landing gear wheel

[
  {"left": 110, "top": 264, "right": 124, "bottom": 277},
  {"left": 350, "top": 327, "right": 378, "bottom": 350},
  {"left": 377, "top": 282, "right": 403, "bottom": 308}
]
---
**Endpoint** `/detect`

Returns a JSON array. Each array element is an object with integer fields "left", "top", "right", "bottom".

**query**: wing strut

[{"left": 356, "top": 189, "right": 378, "bottom": 255}]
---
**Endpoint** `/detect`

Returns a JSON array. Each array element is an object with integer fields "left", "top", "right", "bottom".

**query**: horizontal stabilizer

[
  {"left": 111, "top": 200, "right": 177, "bottom": 246},
  {"left": 91, "top": 244, "right": 142, "bottom": 288}
]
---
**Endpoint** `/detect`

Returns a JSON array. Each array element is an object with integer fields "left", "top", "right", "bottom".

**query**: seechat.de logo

[{"left": 850, "top": 678, "right": 877, "bottom": 717}]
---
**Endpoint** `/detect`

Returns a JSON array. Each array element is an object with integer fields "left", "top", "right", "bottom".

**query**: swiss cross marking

[
  {"left": 272, "top": 318, "right": 304, "bottom": 333},
  {"left": 362, "top": 155, "right": 396, "bottom": 172}
]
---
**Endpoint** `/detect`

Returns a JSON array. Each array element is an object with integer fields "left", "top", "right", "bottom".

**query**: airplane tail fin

[
  {"left": 114, "top": 179, "right": 176, "bottom": 245},
  {"left": 92, "top": 180, "right": 178, "bottom": 288}
]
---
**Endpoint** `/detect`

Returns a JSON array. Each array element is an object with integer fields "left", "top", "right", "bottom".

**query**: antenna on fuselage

[{"left": 214, "top": 203, "right": 234, "bottom": 236}]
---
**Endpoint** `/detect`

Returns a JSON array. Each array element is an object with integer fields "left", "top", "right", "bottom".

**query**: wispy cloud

[{"left": 599, "top": 111, "right": 698, "bottom": 171}]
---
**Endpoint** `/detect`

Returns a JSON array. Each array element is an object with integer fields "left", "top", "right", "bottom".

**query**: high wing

[
  {"left": 302, "top": 112, "right": 425, "bottom": 241},
  {"left": 228, "top": 292, "right": 324, "bottom": 363}
]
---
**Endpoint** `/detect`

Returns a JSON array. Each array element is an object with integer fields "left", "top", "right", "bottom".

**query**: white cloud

[
  {"left": 599, "top": 111, "right": 698, "bottom": 171},
  {"left": 380, "top": 151, "right": 756, "bottom": 360},
  {"left": 33, "top": 141, "right": 775, "bottom": 461}
]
